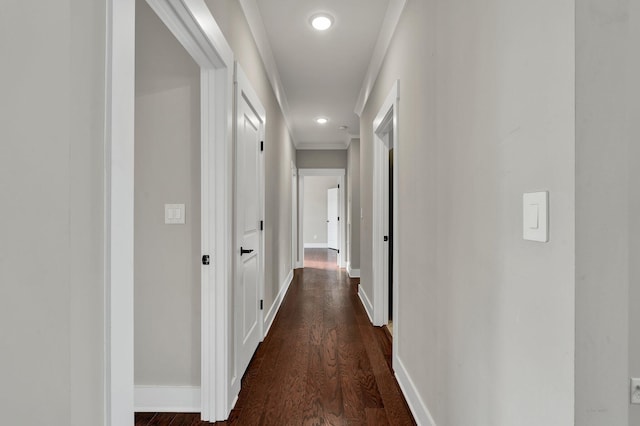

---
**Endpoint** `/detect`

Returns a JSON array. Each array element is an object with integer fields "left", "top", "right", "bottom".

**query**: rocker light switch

[
  {"left": 523, "top": 192, "right": 548, "bottom": 242},
  {"left": 165, "top": 204, "right": 186, "bottom": 225}
]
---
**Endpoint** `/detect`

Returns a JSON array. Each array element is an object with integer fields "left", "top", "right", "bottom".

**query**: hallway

[{"left": 135, "top": 249, "right": 414, "bottom": 425}]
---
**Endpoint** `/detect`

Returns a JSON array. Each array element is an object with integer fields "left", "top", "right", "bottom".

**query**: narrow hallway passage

[{"left": 135, "top": 249, "right": 415, "bottom": 425}]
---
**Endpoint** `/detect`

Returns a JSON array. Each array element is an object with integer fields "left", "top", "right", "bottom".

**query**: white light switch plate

[
  {"left": 523, "top": 192, "right": 548, "bottom": 242},
  {"left": 165, "top": 204, "right": 186, "bottom": 225}
]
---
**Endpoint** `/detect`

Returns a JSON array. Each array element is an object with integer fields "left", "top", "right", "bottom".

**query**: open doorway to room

[
  {"left": 298, "top": 169, "right": 346, "bottom": 271},
  {"left": 107, "top": 0, "right": 236, "bottom": 423},
  {"left": 372, "top": 81, "right": 399, "bottom": 360},
  {"left": 133, "top": 0, "right": 203, "bottom": 414}
]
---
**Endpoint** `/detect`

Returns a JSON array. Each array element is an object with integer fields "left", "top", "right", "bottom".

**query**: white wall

[
  {"left": 575, "top": 0, "right": 640, "bottom": 424},
  {"left": 303, "top": 176, "right": 339, "bottom": 246},
  {"left": 360, "top": 0, "right": 575, "bottom": 424},
  {"left": 296, "top": 149, "right": 347, "bottom": 169},
  {"left": 0, "top": 0, "right": 106, "bottom": 424},
  {"left": 134, "top": 1, "right": 201, "bottom": 387},
  {"left": 347, "top": 140, "right": 361, "bottom": 269}
]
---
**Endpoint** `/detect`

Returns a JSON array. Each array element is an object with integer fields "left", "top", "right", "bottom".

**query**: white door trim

[
  {"left": 298, "top": 169, "right": 346, "bottom": 268},
  {"left": 291, "top": 162, "right": 299, "bottom": 269},
  {"left": 231, "top": 63, "right": 266, "bottom": 399},
  {"left": 106, "top": 0, "right": 235, "bottom": 423},
  {"left": 372, "top": 81, "right": 400, "bottom": 365}
]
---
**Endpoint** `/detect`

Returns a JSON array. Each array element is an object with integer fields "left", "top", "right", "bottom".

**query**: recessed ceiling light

[
  {"left": 315, "top": 117, "right": 329, "bottom": 125},
  {"left": 310, "top": 13, "right": 333, "bottom": 31},
  {"left": 338, "top": 125, "right": 348, "bottom": 131}
]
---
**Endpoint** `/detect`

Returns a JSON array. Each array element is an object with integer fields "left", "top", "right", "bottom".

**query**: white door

[
  {"left": 235, "top": 66, "right": 264, "bottom": 381},
  {"left": 327, "top": 187, "right": 339, "bottom": 250}
]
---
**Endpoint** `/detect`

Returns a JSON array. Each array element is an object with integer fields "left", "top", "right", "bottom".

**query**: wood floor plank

[
  {"left": 141, "top": 249, "right": 415, "bottom": 425},
  {"left": 146, "top": 413, "right": 176, "bottom": 426},
  {"left": 135, "top": 412, "right": 156, "bottom": 426}
]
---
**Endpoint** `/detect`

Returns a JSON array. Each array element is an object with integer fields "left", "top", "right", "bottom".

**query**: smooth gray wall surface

[
  {"left": 575, "top": 0, "right": 640, "bottom": 424},
  {"left": 347, "top": 140, "right": 361, "bottom": 269},
  {"left": 0, "top": 1, "right": 106, "bottom": 424},
  {"left": 135, "top": 1, "right": 201, "bottom": 386},
  {"left": 303, "top": 176, "right": 339, "bottom": 245},
  {"left": 360, "top": 0, "right": 575, "bottom": 424},
  {"left": 204, "top": 0, "right": 296, "bottom": 332},
  {"left": 296, "top": 149, "right": 347, "bottom": 169}
]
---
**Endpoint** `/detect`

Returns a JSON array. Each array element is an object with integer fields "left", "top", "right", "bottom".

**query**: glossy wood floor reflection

[{"left": 136, "top": 248, "right": 414, "bottom": 425}]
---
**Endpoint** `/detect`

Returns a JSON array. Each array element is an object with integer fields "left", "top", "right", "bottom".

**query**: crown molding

[
  {"left": 238, "top": 0, "right": 298, "bottom": 147},
  {"left": 354, "top": 0, "right": 407, "bottom": 117}
]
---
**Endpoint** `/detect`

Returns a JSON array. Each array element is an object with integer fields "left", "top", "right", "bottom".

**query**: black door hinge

[
  {"left": 260, "top": 220, "right": 264, "bottom": 231},
  {"left": 337, "top": 250, "right": 340, "bottom": 254},
  {"left": 260, "top": 141, "right": 264, "bottom": 152},
  {"left": 338, "top": 184, "right": 340, "bottom": 188},
  {"left": 260, "top": 299, "right": 264, "bottom": 310},
  {"left": 202, "top": 255, "right": 210, "bottom": 265},
  {"left": 337, "top": 216, "right": 340, "bottom": 221}
]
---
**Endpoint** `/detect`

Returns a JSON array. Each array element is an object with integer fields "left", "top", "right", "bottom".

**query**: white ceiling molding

[
  {"left": 296, "top": 141, "right": 349, "bottom": 150},
  {"left": 345, "top": 133, "right": 359, "bottom": 148},
  {"left": 353, "top": 0, "right": 407, "bottom": 117},
  {"left": 238, "top": 0, "right": 298, "bottom": 147}
]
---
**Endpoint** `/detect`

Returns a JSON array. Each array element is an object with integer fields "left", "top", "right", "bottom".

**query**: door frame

[
  {"left": 372, "top": 81, "right": 399, "bottom": 363},
  {"left": 231, "top": 63, "right": 266, "bottom": 399},
  {"left": 298, "top": 168, "right": 346, "bottom": 268},
  {"left": 105, "top": 0, "right": 235, "bottom": 423},
  {"left": 291, "top": 161, "right": 298, "bottom": 269}
]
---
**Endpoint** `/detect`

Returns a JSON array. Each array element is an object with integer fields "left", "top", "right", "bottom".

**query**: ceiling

[{"left": 243, "top": 0, "right": 399, "bottom": 149}]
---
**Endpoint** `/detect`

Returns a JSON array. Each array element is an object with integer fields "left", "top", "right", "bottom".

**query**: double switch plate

[{"left": 165, "top": 204, "right": 186, "bottom": 225}]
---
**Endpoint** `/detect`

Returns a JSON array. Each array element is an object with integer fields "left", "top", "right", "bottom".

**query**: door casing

[
  {"left": 298, "top": 169, "right": 346, "bottom": 268},
  {"left": 372, "top": 80, "right": 400, "bottom": 366},
  {"left": 105, "top": 0, "right": 235, "bottom": 422}
]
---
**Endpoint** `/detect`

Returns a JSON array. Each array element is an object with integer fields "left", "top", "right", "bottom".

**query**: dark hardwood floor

[{"left": 136, "top": 248, "right": 414, "bottom": 425}]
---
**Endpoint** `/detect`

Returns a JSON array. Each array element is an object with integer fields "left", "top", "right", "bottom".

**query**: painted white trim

[
  {"left": 232, "top": 63, "right": 267, "bottom": 402},
  {"left": 304, "top": 243, "right": 329, "bottom": 248},
  {"left": 345, "top": 135, "right": 359, "bottom": 149},
  {"left": 291, "top": 162, "right": 298, "bottom": 272},
  {"left": 298, "top": 169, "right": 347, "bottom": 268},
  {"left": 354, "top": 0, "right": 407, "bottom": 117},
  {"left": 357, "top": 285, "right": 374, "bottom": 323},
  {"left": 135, "top": 386, "right": 201, "bottom": 413},
  {"left": 264, "top": 269, "right": 294, "bottom": 336},
  {"left": 372, "top": 81, "right": 400, "bottom": 336},
  {"left": 296, "top": 141, "right": 348, "bottom": 150},
  {"left": 347, "top": 263, "right": 361, "bottom": 278},
  {"left": 394, "top": 357, "right": 437, "bottom": 426},
  {"left": 297, "top": 175, "right": 305, "bottom": 267},
  {"left": 105, "top": 1, "right": 135, "bottom": 425},
  {"left": 237, "top": 0, "right": 296, "bottom": 146},
  {"left": 107, "top": 0, "right": 235, "bottom": 422}
]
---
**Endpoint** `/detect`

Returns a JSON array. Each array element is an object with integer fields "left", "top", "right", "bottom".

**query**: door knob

[{"left": 240, "top": 247, "right": 254, "bottom": 256}]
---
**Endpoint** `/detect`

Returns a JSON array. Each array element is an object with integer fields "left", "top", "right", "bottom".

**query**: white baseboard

[
  {"left": 394, "top": 356, "right": 437, "bottom": 426},
  {"left": 295, "top": 261, "right": 303, "bottom": 269},
  {"left": 304, "top": 242, "right": 328, "bottom": 248},
  {"left": 347, "top": 262, "right": 360, "bottom": 278},
  {"left": 357, "top": 284, "right": 373, "bottom": 323},
  {"left": 134, "top": 386, "right": 200, "bottom": 412},
  {"left": 264, "top": 269, "right": 294, "bottom": 336}
]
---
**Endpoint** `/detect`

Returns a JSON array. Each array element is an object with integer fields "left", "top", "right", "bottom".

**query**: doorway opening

[
  {"left": 297, "top": 169, "right": 346, "bottom": 270},
  {"left": 106, "top": 0, "right": 235, "bottom": 423},
  {"left": 372, "top": 81, "right": 399, "bottom": 366}
]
